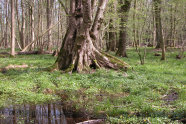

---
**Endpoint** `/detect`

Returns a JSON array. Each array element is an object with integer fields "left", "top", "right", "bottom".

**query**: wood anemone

[{"left": 52, "top": 0, "right": 130, "bottom": 73}]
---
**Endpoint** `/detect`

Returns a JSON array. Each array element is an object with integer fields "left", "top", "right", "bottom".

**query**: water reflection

[{"left": 0, "top": 102, "right": 67, "bottom": 124}]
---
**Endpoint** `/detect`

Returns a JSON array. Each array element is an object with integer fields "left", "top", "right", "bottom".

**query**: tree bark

[
  {"left": 91, "top": 0, "right": 108, "bottom": 49},
  {"left": 132, "top": 0, "right": 137, "bottom": 47},
  {"left": 154, "top": 0, "right": 161, "bottom": 49},
  {"left": 55, "top": 0, "right": 130, "bottom": 73},
  {"left": 11, "top": 0, "right": 15, "bottom": 56},
  {"left": 0, "top": 5, "right": 4, "bottom": 48},
  {"left": 108, "top": 19, "right": 116, "bottom": 51},
  {"left": 153, "top": 0, "right": 165, "bottom": 60},
  {"left": 116, "top": 0, "right": 131, "bottom": 57},
  {"left": 30, "top": 0, "right": 35, "bottom": 50},
  {"left": 4, "top": 0, "right": 9, "bottom": 48},
  {"left": 38, "top": 0, "right": 44, "bottom": 51},
  {"left": 21, "top": 0, "right": 25, "bottom": 48},
  {"left": 46, "top": 0, "right": 54, "bottom": 51}
]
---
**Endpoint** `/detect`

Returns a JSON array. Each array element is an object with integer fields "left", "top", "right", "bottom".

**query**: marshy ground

[{"left": 0, "top": 48, "right": 185, "bottom": 124}]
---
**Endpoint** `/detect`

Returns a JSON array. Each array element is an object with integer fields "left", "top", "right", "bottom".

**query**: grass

[{"left": 0, "top": 48, "right": 185, "bottom": 123}]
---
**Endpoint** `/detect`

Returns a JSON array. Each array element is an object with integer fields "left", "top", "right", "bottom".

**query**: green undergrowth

[{"left": 0, "top": 48, "right": 185, "bottom": 123}]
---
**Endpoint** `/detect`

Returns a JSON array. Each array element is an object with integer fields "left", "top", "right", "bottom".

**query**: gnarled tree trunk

[{"left": 55, "top": 0, "right": 130, "bottom": 73}]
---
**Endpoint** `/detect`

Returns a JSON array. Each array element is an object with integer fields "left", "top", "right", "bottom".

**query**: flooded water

[
  {"left": 0, "top": 102, "right": 104, "bottom": 124},
  {"left": 0, "top": 102, "right": 68, "bottom": 124}
]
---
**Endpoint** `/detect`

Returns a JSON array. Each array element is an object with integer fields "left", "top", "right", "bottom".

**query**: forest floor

[{"left": 0, "top": 48, "right": 185, "bottom": 123}]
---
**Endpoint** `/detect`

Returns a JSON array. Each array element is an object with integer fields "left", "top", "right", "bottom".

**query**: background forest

[{"left": 0, "top": 0, "right": 185, "bottom": 124}]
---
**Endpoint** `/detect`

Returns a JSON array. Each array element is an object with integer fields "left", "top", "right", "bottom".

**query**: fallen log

[
  {"left": 0, "top": 52, "right": 10, "bottom": 55},
  {"left": 17, "top": 51, "right": 53, "bottom": 55},
  {"left": 0, "top": 64, "right": 29, "bottom": 73},
  {"left": 0, "top": 52, "right": 11, "bottom": 58},
  {"left": 0, "top": 51, "right": 53, "bottom": 56},
  {"left": 17, "top": 51, "right": 40, "bottom": 55},
  {"left": 76, "top": 119, "right": 105, "bottom": 124}
]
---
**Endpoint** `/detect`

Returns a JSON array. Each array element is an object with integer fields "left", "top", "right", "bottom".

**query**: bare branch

[
  {"left": 21, "top": 18, "right": 63, "bottom": 52},
  {"left": 58, "top": 0, "right": 68, "bottom": 15}
]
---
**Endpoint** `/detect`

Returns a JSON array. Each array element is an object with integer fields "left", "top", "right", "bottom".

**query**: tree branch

[
  {"left": 21, "top": 18, "right": 63, "bottom": 52},
  {"left": 58, "top": 0, "right": 68, "bottom": 15}
]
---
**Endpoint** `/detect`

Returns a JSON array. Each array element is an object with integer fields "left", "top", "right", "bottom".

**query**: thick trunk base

[{"left": 55, "top": 45, "right": 130, "bottom": 73}]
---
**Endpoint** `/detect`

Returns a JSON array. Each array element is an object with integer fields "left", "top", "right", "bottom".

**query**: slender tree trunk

[
  {"left": 30, "top": 0, "right": 35, "bottom": 50},
  {"left": 55, "top": 0, "right": 129, "bottom": 73},
  {"left": 172, "top": 4, "right": 177, "bottom": 47},
  {"left": 57, "top": 4, "right": 61, "bottom": 51},
  {"left": 154, "top": 0, "right": 161, "bottom": 49},
  {"left": 133, "top": 0, "right": 137, "bottom": 47},
  {"left": 11, "top": 0, "right": 15, "bottom": 56},
  {"left": 167, "top": 4, "right": 173, "bottom": 47},
  {"left": 4, "top": 0, "right": 9, "bottom": 48},
  {"left": 21, "top": 0, "right": 25, "bottom": 48},
  {"left": 116, "top": 0, "right": 131, "bottom": 57},
  {"left": 39, "top": 0, "right": 44, "bottom": 50},
  {"left": 153, "top": 0, "right": 165, "bottom": 60},
  {"left": 153, "top": 16, "right": 156, "bottom": 47},
  {"left": 46, "top": 0, "right": 54, "bottom": 51},
  {"left": 16, "top": 0, "right": 25, "bottom": 49},
  {"left": 0, "top": 8, "right": 4, "bottom": 48},
  {"left": 25, "top": 8, "right": 29, "bottom": 46}
]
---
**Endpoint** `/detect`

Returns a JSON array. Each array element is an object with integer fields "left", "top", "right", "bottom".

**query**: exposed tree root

[
  {"left": 53, "top": 47, "right": 130, "bottom": 73},
  {"left": 52, "top": 33, "right": 130, "bottom": 73}
]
